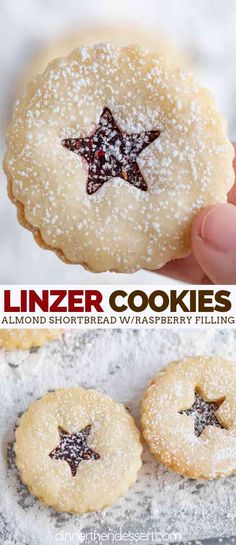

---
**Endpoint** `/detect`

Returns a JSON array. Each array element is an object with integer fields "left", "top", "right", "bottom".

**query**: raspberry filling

[
  {"left": 179, "top": 390, "right": 226, "bottom": 437},
  {"left": 49, "top": 424, "right": 100, "bottom": 476},
  {"left": 62, "top": 107, "right": 161, "bottom": 195}
]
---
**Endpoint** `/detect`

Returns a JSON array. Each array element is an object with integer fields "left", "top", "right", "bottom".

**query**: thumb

[{"left": 191, "top": 203, "right": 236, "bottom": 284}]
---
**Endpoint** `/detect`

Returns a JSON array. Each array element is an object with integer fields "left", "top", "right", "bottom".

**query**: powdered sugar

[{"left": 1, "top": 329, "right": 236, "bottom": 543}]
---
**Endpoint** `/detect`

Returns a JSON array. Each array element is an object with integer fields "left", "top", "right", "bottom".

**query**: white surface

[
  {"left": 0, "top": 0, "right": 236, "bottom": 283},
  {"left": 1, "top": 329, "right": 236, "bottom": 544}
]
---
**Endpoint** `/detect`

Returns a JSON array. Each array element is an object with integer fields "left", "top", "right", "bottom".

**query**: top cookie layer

[
  {"left": 141, "top": 356, "right": 236, "bottom": 479},
  {"left": 4, "top": 44, "right": 234, "bottom": 272}
]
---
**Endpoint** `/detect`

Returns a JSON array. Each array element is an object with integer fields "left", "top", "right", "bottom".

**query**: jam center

[
  {"left": 179, "top": 390, "right": 226, "bottom": 437},
  {"left": 49, "top": 424, "right": 100, "bottom": 476},
  {"left": 62, "top": 107, "right": 161, "bottom": 195}
]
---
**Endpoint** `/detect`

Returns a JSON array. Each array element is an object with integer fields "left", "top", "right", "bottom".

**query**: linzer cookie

[
  {"left": 141, "top": 356, "right": 236, "bottom": 479},
  {"left": 4, "top": 43, "right": 234, "bottom": 272},
  {"left": 0, "top": 329, "right": 62, "bottom": 350},
  {"left": 15, "top": 387, "right": 142, "bottom": 513}
]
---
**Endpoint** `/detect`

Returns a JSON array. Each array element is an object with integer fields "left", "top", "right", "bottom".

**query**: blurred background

[{"left": 0, "top": 0, "right": 236, "bottom": 284}]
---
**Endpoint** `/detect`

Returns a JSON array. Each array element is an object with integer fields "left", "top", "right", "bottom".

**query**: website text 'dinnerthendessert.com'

[{"left": 1, "top": 2, "right": 236, "bottom": 545}]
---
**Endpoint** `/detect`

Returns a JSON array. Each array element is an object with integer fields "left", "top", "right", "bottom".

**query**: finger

[
  {"left": 227, "top": 143, "right": 236, "bottom": 204},
  {"left": 192, "top": 203, "right": 236, "bottom": 284},
  {"left": 228, "top": 183, "right": 236, "bottom": 204},
  {"left": 158, "top": 253, "right": 211, "bottom": 284}
]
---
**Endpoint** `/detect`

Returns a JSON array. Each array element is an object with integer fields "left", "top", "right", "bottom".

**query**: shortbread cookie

[
  {"left": 15, "top": 387, "right": 142, "bottom": 513},
  {"left": 4, "top": 44, "right": 234, "bottom": 272},
  {"left": 141, "top": 356, "right": 236, "bottom": 479},
  {"left": 20, "top": 25, "right": 187, "bottom": 93},
  {"left": 0, "top": 329, "right": 62, "bottom": 350}
]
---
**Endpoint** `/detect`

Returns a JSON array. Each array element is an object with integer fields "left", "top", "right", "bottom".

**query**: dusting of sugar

[{"left": 1, "top": 329, "right": 236, "bottom": 543}]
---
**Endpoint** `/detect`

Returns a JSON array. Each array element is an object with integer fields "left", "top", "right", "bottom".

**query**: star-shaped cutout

[
  {"left": 62, "top": 107, "right": 161, "bottom": 195},
  {"left": 49, "top": 424, "right": 100, "bottom": 476},
  {"left": 179, "top": 390, "right": 226, "bottom": 437}
]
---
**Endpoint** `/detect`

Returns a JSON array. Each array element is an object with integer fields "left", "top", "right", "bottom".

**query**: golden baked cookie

[
  {"left": 15, "top": 387, "right": 142, "bottom": 513},
  {"left": 4, "top": 44, "right": 234, "bottom": 272},
  {"left": 19, "top": 25, "right": 187, "bottom": 93},
  {"left": 0, "top": 329, "right": 62, "bottom": 350},
  {"left": 141, "top": 356, "right": 236, "bottom": 479}
]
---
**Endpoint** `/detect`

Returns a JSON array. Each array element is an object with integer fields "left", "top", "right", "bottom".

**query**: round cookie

[
  {"left": 20, "top": 25, "right": 187, "bottom": 93},
  {"left": 0, "top": 329, "right": 62, "bottom": 350},
  {"left": 15, "top": 387, "right": 142, "bottom": 513},
  {"left": 4, "top": 43, "right": 234, "bottom": 272},
  {"left": 141, "top": 356, "right": 236, "bottom": 479}
]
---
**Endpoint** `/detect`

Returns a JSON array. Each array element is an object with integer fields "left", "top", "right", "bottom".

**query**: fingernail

[{"left": 199, "top": 204, "right": 236, "bottom": 251}]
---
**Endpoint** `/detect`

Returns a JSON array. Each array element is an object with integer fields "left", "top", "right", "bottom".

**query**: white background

[{"left": 0, "top": 0, "right": 236, "bottom": 284}]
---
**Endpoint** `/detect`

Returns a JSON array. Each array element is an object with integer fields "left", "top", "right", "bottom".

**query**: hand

[{"left": 159, "top": 146, "right": 236, "bottom": 284}]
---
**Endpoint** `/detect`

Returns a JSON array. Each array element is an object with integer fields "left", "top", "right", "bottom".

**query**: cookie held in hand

[
  {"left": 141, "top": 356, "right": 236, "bottom": 479},
  {"left": 4, "top": 44, "right": 234, "bottom": 272},
  {"left": 15, "top": 387, "right": 142, "bottom": 513}
]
